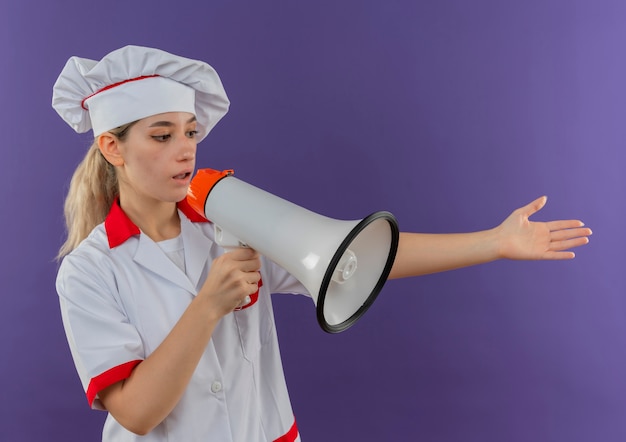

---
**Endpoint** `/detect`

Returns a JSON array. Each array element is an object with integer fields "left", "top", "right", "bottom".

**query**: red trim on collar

[
  {"left": 104, "top": 199, "right": 141, "bottom": 248},
  {"left": 104, "top": 197, "right": 209, "bottom": 249}
]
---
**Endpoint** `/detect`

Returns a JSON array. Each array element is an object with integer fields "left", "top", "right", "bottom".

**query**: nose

[
  {"left": 182, "top": 150, "right": 195, "bottom": 160},
  {"left": 179, "top": 139, "right": 196, "bottom": 162}
]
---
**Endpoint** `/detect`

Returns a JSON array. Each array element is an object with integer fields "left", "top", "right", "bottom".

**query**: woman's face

[{"left": 116, "top": 112, "right": 198, "bottom": 205}]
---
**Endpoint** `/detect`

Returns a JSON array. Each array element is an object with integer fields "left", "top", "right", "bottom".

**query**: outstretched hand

[{"left": 496, "top": 196, "right": 592, "bottom": 260}]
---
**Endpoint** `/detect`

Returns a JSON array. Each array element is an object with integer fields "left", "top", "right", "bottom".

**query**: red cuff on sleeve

[
  {"left": 86, "top": 359, "right": 142, "bottom": 407},
  {"left": 273, "top": 417, "right": 298, "bottom": 442}
]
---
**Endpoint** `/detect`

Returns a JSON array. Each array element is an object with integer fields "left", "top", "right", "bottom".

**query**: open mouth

[{"left": 173, "top": 172, "right": 192, "bottom": 180}]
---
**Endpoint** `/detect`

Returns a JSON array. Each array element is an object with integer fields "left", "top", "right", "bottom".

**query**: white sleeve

[
  {"left": 56, "top": 251, "right": 144, "bottom": 410},
  {"left": 262, "top": 257, "right": 310, "bottom": 297}
]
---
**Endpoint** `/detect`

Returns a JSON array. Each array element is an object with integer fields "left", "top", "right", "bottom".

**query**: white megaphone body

[{"left": 187, "top": 168, "right": 399, "bottom": 333}]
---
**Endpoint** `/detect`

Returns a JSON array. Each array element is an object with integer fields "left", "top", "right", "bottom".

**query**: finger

[
  {"left": 244, "top": 279, "right": 259, "bottom": 296},
  {"left": 546, "top": 219, "right": 586, "bottom": 231},
  {"left": 227, "top": 247, "right": 259, "bottom": 260},
  {"left": 223, "top": 248, "right": 261, "bottom": 272},
  {"left": 246, "top": 271, "right": 261, "bottom": 285},
  {"left": 245, "top": 284, "right": 259, "bottom": 296},
  {"left": 239, "top": 257, "right": 262, "bottom": 273},
  {"left": 549, "top": 236, "right": 590, "bottom": 252},
  {"left": 541, "top": 250, "right": 577, "bottom": 260},
  {"left": 522, "top": 196, "right": 548, "bottom": 218},
  {"left": 549, "top": 227, "right": 592, "bottom": 242}
]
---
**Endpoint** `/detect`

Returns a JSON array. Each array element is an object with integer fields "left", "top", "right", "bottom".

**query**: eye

[
  {"left": 151, "top": 134, "right": 171, "bottom": 142},
  {"left": 186, "top": 130, "right": 199, "bottom": 139}
]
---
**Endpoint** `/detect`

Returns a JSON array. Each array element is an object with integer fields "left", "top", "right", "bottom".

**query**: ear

[{"left": 97, "top": 133, "right": 124, "bottom": 167}]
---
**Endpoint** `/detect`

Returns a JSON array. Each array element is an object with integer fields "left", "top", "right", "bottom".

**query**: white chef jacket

[{"left": 56, "top": 198, "right": 308, "bottom": 441}]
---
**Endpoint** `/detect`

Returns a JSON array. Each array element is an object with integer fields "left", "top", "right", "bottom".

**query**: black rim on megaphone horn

[{"left": 316, "top": 210, "right": 399, "bottom": 334}]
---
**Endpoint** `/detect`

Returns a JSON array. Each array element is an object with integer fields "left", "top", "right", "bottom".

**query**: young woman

[{"left": 53, "top": 45, "right": 591, "bottom": 442}]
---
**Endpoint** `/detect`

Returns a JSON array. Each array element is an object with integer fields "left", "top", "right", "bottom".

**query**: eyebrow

[{"left": 148, "top": 115, "right": 197, "bottom": 128}]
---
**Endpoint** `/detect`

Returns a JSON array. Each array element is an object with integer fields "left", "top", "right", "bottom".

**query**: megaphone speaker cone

[{"left": 317, "top": 211, "right": 399, "bottom": 333}]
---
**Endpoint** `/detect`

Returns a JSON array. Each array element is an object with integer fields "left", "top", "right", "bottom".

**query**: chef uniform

[{"left": 53, "top": 45, "right": 307, "bottom": 441}]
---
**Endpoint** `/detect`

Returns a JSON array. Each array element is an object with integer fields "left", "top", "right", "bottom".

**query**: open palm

[{"left": 496, "top": 196, "right": 592, "bottom": 260}]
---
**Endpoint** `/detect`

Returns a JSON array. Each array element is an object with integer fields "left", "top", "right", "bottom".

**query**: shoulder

[
  {"left": 61, "top": 223, "right": 120, "bottom": 268},
  {"left": 56, "top": 223, "right": 125, "bottom": 297}
]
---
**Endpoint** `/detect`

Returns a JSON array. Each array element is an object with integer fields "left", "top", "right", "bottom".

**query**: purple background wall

[{"left": 2, "top": 1, "right": 625, "bottom": 441}]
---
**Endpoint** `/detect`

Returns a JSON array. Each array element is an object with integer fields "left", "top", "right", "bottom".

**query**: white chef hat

[{"left": 52, "top": 45, "right": 230, "bottom": 141}]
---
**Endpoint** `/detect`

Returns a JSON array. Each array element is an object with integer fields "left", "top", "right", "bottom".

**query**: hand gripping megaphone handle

[
  {"left": 187, "top": 170, "right": 254, "bottom": 310},
  {"left": 213, "top": 225, "right": 252, "bottom": 309}
]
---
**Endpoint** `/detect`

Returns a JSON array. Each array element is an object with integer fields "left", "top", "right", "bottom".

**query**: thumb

[{"left": 523, "top": 195, "right": 548, "bottom": 218}]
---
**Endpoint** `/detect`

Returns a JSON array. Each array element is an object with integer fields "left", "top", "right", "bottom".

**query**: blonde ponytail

[
  {"left": 57, "top": 122, "right": 135, "bottom": 259},
  {"left": 57, "top": 142, "right": 118, "bottom": 259}
]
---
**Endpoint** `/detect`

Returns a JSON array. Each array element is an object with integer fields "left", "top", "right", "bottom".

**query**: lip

[{"left": 172, "top": 170, "right": 193, "bottom": 183}]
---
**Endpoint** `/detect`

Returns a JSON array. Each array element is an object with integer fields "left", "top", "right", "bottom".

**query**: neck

[{"left": 119, "top": 196, "right": 181, "bottom": 242}]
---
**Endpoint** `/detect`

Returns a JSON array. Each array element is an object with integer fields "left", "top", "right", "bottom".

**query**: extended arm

[{"left": 389, "top": 196, "right": 592, "bottom": 279}]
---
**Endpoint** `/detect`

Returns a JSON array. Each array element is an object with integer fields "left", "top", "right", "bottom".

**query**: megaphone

[{"left": 187, "top": 168, "right": 399, "bottom": 333}]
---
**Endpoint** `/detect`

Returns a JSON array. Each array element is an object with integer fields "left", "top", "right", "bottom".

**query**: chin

[
  {"left": 163, "top": 190, "right": 189, "bottom": 204},
  {"left": 174, "top": 193, "right": 189, "bottom": 203}
]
